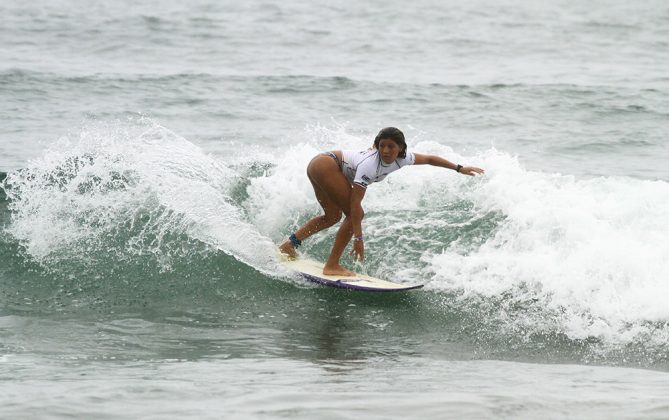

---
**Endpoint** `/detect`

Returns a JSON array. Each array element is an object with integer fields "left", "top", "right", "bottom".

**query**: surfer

[{"left": 279, "top": 127, "right": 485, "bottom": 276}]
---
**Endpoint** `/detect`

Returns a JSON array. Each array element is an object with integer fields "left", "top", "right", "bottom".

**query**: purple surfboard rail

[{"left": 298, "top": 271, "right": 424, "bottom": 292}]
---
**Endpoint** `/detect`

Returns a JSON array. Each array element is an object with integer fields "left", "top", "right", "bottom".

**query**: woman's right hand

[
  {"left": 460, "top": 166, "right": 485, "bottom": 176},
  {"left": 350, "top": 239, "right": 364, "bottom": 262}
]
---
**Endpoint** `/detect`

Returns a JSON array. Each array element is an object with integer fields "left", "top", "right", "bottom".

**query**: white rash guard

[{"left": 340, "top": 149, "right": 416, "bottom": 188}]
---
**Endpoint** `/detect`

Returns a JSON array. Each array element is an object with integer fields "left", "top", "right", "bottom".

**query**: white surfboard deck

[{"left": 281, "top": 257, "right": 423, "bottom": 292}]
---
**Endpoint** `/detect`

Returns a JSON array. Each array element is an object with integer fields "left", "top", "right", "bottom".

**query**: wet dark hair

[{"left": 373, "top": 127, "right": 407, "bottom": 158}]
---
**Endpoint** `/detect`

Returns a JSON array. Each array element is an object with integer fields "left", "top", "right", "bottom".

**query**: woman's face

[{"left": 377, "top": 138, "right": 402, "bottom": 164}]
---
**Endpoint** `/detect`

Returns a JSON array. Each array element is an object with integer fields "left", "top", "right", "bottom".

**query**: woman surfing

[{"left": 279, "top": 127, "right": 484, "bottom": 276}]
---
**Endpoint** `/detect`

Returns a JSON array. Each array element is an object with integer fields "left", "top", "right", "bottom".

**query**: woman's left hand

[
  {"left": 460, "top": 166, "right": 485, "bottom": 176},
  {"left": 350, "top": 239, "right": 364, "bottom": 262}
]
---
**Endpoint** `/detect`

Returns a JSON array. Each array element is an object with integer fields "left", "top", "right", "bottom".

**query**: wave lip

[{"left": 1, "top": 119, "right": 277, "bottom": 272}]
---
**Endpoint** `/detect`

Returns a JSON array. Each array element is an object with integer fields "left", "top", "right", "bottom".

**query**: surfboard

[{"left": 281, "top": 257, "right": 424, "bottom": 292}]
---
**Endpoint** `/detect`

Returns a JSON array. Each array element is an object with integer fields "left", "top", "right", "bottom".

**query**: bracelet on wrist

[
  {"left": 456, "top": 164, "right": 463, "bottom": 173},
  {"left": 353, "top": 236, "right": 364, "bottom": 241}
]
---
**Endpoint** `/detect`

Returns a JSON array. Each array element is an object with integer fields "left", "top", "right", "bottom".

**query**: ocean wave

[
  {"left": 2, "top": 121, "right": 669, "bottom": 360},
  {"left": 1, "top": 119, "right": 278, "bottom": 272}
]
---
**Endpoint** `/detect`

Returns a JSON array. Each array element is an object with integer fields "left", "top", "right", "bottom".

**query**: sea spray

[{"left": 2, "top": 119, "right": 278, "bottom": 273}]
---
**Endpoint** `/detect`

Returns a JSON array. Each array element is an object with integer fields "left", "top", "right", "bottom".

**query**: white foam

[
  {"left": 3, "top": 119, "right": 278, "bottom": 272},
  {"left": 428, "top": 152, "right": 669, "bottom": 342}
]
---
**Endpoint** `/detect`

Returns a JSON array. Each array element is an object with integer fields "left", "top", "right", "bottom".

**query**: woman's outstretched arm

[{"left": 414, "top": 153, "right": 484, "bottom": 176}]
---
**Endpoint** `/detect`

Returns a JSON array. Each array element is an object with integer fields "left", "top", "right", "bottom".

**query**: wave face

[{"left": 2, "top": 121, "right": 669, "bottom": 365}]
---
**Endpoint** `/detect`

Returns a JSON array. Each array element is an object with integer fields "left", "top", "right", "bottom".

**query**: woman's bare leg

[
  {"left": 322, "top": 217, "right": 355, "bottom": 276},
  {"left": 280, "top": 153, "right": 359, "bottom": 275},
  {"left": 278, "top": 191, "right": 341, "bottom": 258},
  {"left": 279, "top": 154, "right": 350, "bottom": 259}
]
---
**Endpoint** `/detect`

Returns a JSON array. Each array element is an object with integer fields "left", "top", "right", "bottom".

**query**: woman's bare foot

[
  {"left": 323, "top": 264, "right": 355, "bottom": 276},
  {"left": 279, "top": 241, "right": 298, "bottom": 259}
]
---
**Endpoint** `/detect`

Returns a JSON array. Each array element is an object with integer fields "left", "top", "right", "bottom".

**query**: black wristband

[{"left": 456, "top": 164, "right": 463, "bottom": 173}]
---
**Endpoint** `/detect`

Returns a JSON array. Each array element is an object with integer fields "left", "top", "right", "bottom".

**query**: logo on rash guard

[{"left": 355, "top": 175, "right": 371, "bottom": 188}]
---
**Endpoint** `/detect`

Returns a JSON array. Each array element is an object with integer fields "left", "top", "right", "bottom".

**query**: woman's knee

[{"left": 341, "top": 208, "right": 362, "bottom": 219}]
